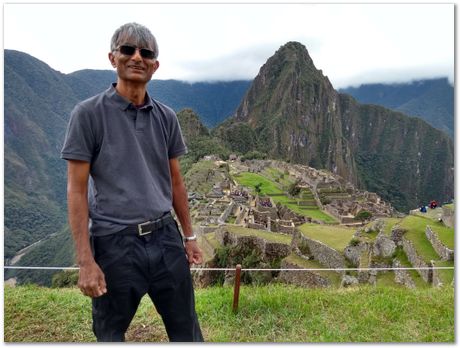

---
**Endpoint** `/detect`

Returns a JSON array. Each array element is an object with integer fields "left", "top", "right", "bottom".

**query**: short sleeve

[
  {"left": 167, "top": 112, "right": 188, "bottom": 159},
  {"left": 61, "top": 104, "right": 96, "bottom": 162}
]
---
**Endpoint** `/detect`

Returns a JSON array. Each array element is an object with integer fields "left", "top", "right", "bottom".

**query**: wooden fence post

[{"left": 232, "top": 264, "right": 242, "bottom": 313}]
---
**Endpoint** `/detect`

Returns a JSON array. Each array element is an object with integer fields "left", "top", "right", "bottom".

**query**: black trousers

[{"left": 91, "top": 221, "right": 203, "bottom": 342}]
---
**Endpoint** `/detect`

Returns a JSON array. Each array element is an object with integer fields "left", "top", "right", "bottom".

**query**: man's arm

[
  {"left": 169, "top": 157, "right": 203, "bottom": 265},
  {"left": 67, "top": 160, "right": 107, "bottom": 297}
]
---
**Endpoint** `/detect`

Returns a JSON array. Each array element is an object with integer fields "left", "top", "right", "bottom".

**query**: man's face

[{"left": 109, "top": 39, "right": 159, "bottom": 85}]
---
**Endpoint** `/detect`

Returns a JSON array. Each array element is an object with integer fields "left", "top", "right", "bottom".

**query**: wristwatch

[{"left": 183, "top": 234, "right": 197, "bottom": 242}]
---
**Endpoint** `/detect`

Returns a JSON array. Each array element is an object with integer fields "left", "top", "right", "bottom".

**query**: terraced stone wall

[
  {"left": 425, "top": 226, "right": 454, "bottom": 261},
  {"left": 301, "top": 236, "right": 346, "bottom": 270},
  {"left": 402, "top": 237, "right": 432, "bottom": 283}
]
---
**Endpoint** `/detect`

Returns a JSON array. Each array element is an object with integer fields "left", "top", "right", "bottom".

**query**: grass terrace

[
  {"left": 393, "top": 247, "right": 430, "bottom": 288},
  {"left": 428, "top": 221, "right": 454, "bottom": 249},
  {"left": 382, "top": 218, "right": 404, "bottom": 236},
  {"left": 202, "top": 232, "right": 221, "bottom": 249},
  {"left": 399, "top": 215, "right": 441, "bottom": 263},
  {"left": 262, "top": 167, "right": 295, "bottom": 188},
  {"left": 434, "top": 259, "right": 455, "bottom": 286},
  {"left": 298, "top": 224, "right": 356, "bottom": 252},
  {"left": 233, "top": 172, "right": 283, "bottom": 195}
]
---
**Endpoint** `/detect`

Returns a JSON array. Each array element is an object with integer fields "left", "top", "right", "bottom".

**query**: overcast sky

[{"left": 4, "top": 3, "right": 454, "bottom": 88}]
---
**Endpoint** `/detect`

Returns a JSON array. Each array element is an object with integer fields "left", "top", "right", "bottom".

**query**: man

[{"left": 61, "top": 22, "right": 204, "bottom": 342}]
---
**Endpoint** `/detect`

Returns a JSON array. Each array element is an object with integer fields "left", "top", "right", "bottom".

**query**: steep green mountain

[
  {"left": 68, "top": 70, "right": 250, "bottom": 127},
  {"left": 4, "top": 50, "right": 74, "bottom": 260},
  {"left": 215, "top": 42, "right": 454, "bottom": 212},
  {"left": 339, "top": 78, "right": 454, "bottom": 138}
]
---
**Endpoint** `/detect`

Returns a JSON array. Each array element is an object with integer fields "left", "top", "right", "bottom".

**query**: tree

[
  {"left": 254, "top": 183, "right": 262, "bottom": 194},
  {"left": 288, "top": 180, "right": 301, "bottom": 197},
  {"left": 355, "top": 210, "right": 372, "bottom": 222}
]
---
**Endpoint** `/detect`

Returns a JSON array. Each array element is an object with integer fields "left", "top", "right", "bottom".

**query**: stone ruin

[
  {"left": 245, "top": 196, "right": 299, "bottom": 235},
  {"left": 262, "top": 160, "right": 396, "bottom": 224}
]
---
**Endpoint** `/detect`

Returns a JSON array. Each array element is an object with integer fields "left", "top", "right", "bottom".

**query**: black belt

[{"left": 119, "top": 212, "right": 175, "bottom": 236}]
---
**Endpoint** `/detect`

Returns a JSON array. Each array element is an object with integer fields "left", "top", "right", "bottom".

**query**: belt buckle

[{"left": 138, "top": 221, "right": 153, "bottom": 236}]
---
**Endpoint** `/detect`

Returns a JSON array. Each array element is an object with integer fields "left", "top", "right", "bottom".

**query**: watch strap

[{"left": 184, "top": 234, "right": 197, "bottom": 242}]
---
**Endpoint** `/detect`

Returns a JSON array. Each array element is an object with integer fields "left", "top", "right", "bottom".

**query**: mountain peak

[
  {"left": 277, "top": 41, "right": 309, "bottom": 55},
  {"left": 233, "top": 41, "right": 332, "bottom": 123},
  {"left": 267, "top": 41, "right": 315, "bottom": 70}
]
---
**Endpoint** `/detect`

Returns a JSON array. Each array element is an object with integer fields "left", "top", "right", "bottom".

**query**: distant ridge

[{"left": 339, "top": 78, "right": 454, "bottom": 138}]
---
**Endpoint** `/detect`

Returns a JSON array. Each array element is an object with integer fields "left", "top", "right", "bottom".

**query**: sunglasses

[{"left": 116, "top": 45, "right": 156, "bottom": 60}]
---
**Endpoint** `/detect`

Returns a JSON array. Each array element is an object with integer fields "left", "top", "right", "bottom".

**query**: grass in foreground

[{"left": 4, "top": 284, "right": 454, "bottom": 342}]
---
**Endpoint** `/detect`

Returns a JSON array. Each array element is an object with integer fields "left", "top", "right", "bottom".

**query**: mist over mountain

[
  {"left": 215, "top": 42, "right": 454, "bottom": 211},
  {"left": 339, "top": 78, "right": 454, "bottom": 139}
]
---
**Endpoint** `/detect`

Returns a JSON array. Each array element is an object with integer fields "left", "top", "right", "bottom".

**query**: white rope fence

[
  {"left": 4, "top": 266, "right": 455, "bottom": 271},
  {"left": 5, "top": 265, "right": 454, "bottom": 313}
]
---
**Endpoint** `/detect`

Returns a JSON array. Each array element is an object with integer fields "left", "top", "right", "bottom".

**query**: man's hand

[
  {"left": 184, "top": 241, "right": 203, "bottom": 266},
  {"left": 78, "top": 261, "right": 107, "bottom": 298}
]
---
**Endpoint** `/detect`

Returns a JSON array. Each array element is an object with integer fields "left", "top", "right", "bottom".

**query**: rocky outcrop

[
  {"left": 341, "top": 275, "right": 359, "bottom": 287},
  {"left": 425, "top": 226, "right": 454, "bottom": 261},
  {"left": 344, "top": 242, "right": 368, "bottom": 267},
  {"left": 441, "top": 205, "right": 454, "bottom": 228},
  {"left": 391, "top": 227, "right": 407, "bottom": 246},
  {"left": 364, "top": 219, "right": 385, "bottom": 234},
  {"left": 373, "top": 233, "right": 396, "bottom": 258}
]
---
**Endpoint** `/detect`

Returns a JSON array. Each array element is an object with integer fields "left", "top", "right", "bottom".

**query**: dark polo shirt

[{"left": 61, "top": 84, "right": 187, "bottom": 236}]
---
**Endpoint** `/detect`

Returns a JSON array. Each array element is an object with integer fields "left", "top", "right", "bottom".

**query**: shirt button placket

[{"left": 135, "top": 110, "right": 146, "bottom": 132}]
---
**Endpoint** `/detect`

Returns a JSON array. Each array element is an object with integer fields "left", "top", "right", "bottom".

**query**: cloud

[
  {"left": 158, "top": 43, "right": 280, "bottom": 82},
  {"left": 334, "top": 64, "right": 454, "bottom": 89}
]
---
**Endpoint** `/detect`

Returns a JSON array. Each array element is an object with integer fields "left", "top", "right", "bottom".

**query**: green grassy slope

[{"left": 4, "top": 284, "right": 454, "bottom": 342}]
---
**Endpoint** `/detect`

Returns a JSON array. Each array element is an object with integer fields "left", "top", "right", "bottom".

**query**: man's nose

[{"left": 130, "top": 48, "right": 143, "bottom": 61}]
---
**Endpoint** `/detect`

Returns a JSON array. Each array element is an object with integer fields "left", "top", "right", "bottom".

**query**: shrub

[
  {"left": 349, "top": 238, "right": 360, "bottom": 247},
  {"left": 51, "top": 270, "right": 78, "bottom": 288},
  {"left": 355, "top": 210, "right": 373, "bottom": 222}
]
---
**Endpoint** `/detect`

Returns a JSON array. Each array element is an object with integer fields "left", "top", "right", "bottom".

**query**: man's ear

[
  {"left": 153, "top": 60, "right": 160, "bottom": 73},
  {"left": 108, "top": 52, "right": 117, "bottom": 68}
]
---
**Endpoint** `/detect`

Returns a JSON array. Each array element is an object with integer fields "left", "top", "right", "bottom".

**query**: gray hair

[{"left": 110, "top": 22, "right": 159, "bottom": 59}]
